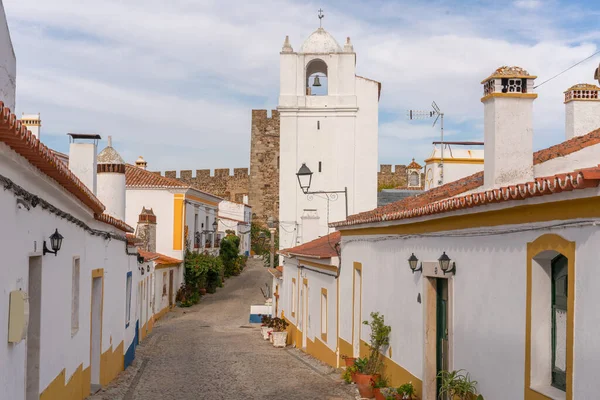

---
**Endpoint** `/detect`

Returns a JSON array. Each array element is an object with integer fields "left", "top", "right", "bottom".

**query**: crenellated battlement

[{"left": 159, "top": 168, "right": 250, "bottom": 203}]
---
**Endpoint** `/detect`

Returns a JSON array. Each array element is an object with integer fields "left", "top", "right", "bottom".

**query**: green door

[
  {"left": 436, "top": 279, "right": 449, "bottom": 397},
  {"left": 551, "top": 255, "right": 568, "bottom": 391}
]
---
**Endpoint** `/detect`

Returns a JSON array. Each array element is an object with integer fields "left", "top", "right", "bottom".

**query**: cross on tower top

[{"left": 318, "top": 8, "right": 324, "bottom": 28}]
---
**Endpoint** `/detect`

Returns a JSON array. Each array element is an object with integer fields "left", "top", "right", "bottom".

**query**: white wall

[
  {"left": 97, "top": 172, "right": 126, "bottom": 220},
  {"left": 0, "top": 142, "right": 138, "bottom": 398},
  {"left": 565, "top": 100, "right": 600, "bottom": 140},
  {"left": 0, "top": 0, "right": 15, "bottom": 111},
  {"left": 68, "top": 143, "right": 98, "bottom": 196},
  {"left": 339, "top": 220, "right": 600, "bottom": 399}
]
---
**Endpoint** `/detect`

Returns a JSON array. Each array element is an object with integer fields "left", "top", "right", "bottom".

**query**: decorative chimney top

[
  {"left": 481, "top": 66, "right": 538, "bottom": 100},
  {"left": 135, "top": 156, "right": 148, "bottom": 170},
  {"left": 564, "top": 83, "right": 600, "bottom": 103},
  {"left": 138, "top": 207, "right": 156, "bottom": 224},
  {"left": 97, "top": 135, "right": 125, "bottom": 173},
  {"left": 282, "top": 35, "right": 293, "bottom": 53},
  {"left": 344, "top": 37, "right": 354, "bottom": 53}
]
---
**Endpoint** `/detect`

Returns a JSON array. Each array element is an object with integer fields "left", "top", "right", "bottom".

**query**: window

[
  {"left": 125, "top": 272, "right": 132, "bottom": 328},
  {"left": 321, "top": 288, "right": 327, "bottom": 342},
  {"left": 319, "top": 161, "right": 322, "bottom": 172},
  {"left": 408, "top": 171, "right": 419, "bottom": 187},
  {"left": 71, "top": 257, "right": 80, "bottom": 335},
  {"left": 317, "top": 120, "right": 320, "bottom": 130},
  {"left": 552, "top": 255, "right": 568, "bottom": 391},
  {"left": 291, "top": 278, "right": 296, "bottom": 317}
]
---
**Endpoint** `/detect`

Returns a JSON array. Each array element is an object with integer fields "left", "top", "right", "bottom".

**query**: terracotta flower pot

[
  {"left": 373, "top": 388, "right": 386, "bottom": 400},
  {"left": 199, "top": 288, "right": 207, "bottom": 295},
  {"left": 344, "top": 357, "right": 356, "bottom": 367},
  {"left": 354, "top": 373, "right": 379, "bottom": 399}
]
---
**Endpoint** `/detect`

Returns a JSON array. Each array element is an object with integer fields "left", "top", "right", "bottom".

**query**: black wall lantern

[
  {"left": 43, "top": 229, "right": 63, "bottom": 256},
  {"left": 408, "top": 253, "right": 422, "bottom": 273},
  {"left": 296, "top": 163, "right": 313, "bottom": 194},
  {"left": 137, "top": 253, "right": 145, "bottom": 264},
  {"left": 438, "top": 252, "right": 456, "bottom": 275}
]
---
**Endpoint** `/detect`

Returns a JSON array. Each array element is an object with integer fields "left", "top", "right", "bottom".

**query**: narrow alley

[{"left": 87, "top": 259, "right": 355, "bottom": 400}]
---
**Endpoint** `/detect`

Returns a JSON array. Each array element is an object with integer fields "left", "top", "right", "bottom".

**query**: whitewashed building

[
  {"left": 278, "top": 24, "right": 380, "bottom": 249},
  {"left": 218, "top": 200, "right": 252, "bottom": 255},
  {"left": 0, "top": 106, "right": 141, "bottom": 399},
  {"left": 424, "top": 142, "right": 484, "bottom": 190},
  {"left": 279, "top": 232, "right": 341, "bottom": 367},
  {"left": 326, "top": 68, "right": 600, "bottom": 400}
]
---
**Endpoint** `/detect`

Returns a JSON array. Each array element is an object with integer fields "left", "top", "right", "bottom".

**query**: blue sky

[{"left": 4, "top": 0, "right": 600, "bottom": 172}]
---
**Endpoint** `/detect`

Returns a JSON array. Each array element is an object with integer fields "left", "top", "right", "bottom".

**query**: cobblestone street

[{"left": 87, "top": 259, "right": 355, "bottom": 400}]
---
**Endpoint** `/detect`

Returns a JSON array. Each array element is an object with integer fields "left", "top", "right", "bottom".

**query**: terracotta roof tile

[
  {"left": 95, "top": 213, "right": 134, "bottom": 233},
  {"left": 125, "top": 164, "right": 189, "bottom": 189},
  {"left": 268, "top": 268, "right": 282, "bottom": 279},
  {"left": 138, "top": 250, "right": 182, "bottom": 265},
  {"left": 333, "top": 166, "right": 600, "bottom": 227},
  {"left": 281, "top": 231, "right": 341, "bottom": 259},
  {"left": 533, "top": 128, "right": 600, "bottom": 164},
  {"left": 407, "top": 158, "right": 422, "bottom": 169},
  {"left": 337, "top": 127, "right": 600, "bottom": 228},
  {"left": 0, "top": 103, "right": 105, "bottom": 214}
]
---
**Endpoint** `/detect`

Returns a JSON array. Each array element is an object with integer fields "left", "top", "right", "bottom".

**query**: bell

[{"left": 313, "top": 75, "right": 322, "bottom": 87}]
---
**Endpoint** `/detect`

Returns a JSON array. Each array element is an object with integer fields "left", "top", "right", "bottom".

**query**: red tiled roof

[
  {"left": 336, "top": 127, "right": 600, "bottom": 228},
  {"left": 268, "top": 267, "right": 282, "bottom": 279},
  {"left": 95, "top": 213, "right": 134, "bottom": 233},
  {"left": 126, "top": 164, "right": 189, "bottom": 189},
  {"left": 126, "top": 233, "right": 144, "bottom": 247},
  {"left": 0, "top": 103, "right": 105, "bottom": 214},
  {"left": 407, "top": 159, "right": 422, "bottom": 169},
  {"left": 281, "top": 231, "right": 341, "bottom": 259},
  {"left": 138, "top": 250, "right": 182, "bottom": 265},
  {"left": 533, "top": 128, "right": 600, "bottom": 164},
  {"left": 333, "top": 166, "right": 600, "bottom": 227},
  {"left": 276, "top": 266, "right": 283, "bottom": 273}
]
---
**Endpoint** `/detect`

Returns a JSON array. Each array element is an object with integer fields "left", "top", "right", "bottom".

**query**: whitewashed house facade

[{"left": 218, "top": 200, "right": 252, "bottom": 255}]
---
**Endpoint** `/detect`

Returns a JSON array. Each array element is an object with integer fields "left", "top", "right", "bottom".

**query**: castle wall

[
  {"left": 161, "top": 168, "right": 249, "bottom": 204},
  {"left": 249, "top": 110, "right": 280, "bottom": 224}
]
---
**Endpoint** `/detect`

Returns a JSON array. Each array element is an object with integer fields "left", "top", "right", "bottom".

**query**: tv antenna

[{"left": 408, "top": 101, "right": 445, "bottom": 186}]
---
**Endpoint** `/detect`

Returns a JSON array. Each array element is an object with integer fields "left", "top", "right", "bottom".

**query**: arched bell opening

[{"left": 306, "top": 58, "right": 328, "bottom": 96}]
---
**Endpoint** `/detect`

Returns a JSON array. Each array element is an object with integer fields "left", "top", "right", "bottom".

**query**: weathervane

[{"left": 318, "top": 8, "right": 324, "bottom": 28}]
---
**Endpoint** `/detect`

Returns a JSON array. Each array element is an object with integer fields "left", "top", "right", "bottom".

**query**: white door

[{"left": 353, "top": 268, "right": 362, "bottom": 357}]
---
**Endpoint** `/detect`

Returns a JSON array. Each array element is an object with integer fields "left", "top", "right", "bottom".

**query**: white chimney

[
  {"left": 481, "top": 66, "right": 537, "bottom": 188},
  {"left": 135, "top": 156, "right": 147, "bottom": 170},
  {"left": 564, "top": 84, "right": 600, "bottom": 140},
  {"left": 68, "top": 133, "right": 100, "bottom": 195},
  {"left": 21, "top": 114, "right": 41, "bottom": 140},
  {"left": 97, "top": 136, "right": 126, "bottom": 220}
]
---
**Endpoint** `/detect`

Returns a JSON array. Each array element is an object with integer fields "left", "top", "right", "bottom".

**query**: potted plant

[
  {"left": 259, "top": 314, "right": 273, "bottom": 340},
  {"left": 342, "top": 354, "right": 357, "bottom": 367},
  {"left": 371, "top": 375, "right": 389, "bottom": 400},
  {"left": 354, "top": 312, "right": 391, "bottom": 398},
  {"left": 437, "top": 370, "right": 484, "bottom": 400},
  {"left": 396, "top": 382, "right": 416, "bottom": 399},
  {"left": 271, "top": 317, "right": 289, "bottom": 347}
]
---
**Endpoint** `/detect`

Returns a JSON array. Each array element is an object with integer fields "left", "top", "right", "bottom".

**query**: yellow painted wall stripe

[
  {"left": 525, "top": 234, "right": 574, "bottom": 400},
  {"left": 173, "top": 194, "right": 184, "bottom": 250},
  {"left": 185, "top": 194, "right": 220, "bottom": 207},
  {"left": 424, "top": 157, "right": 484, "bottom": 165}
]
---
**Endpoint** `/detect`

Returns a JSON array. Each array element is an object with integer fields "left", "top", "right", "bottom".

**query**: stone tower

[
  {"left": 248, "top": 109, "right": 280, "bottom": 225},
  {"left": 136, "top": 207, "right": 157, "bottom": 252},
  {"left": 278, "top": 27, "right": 380, "bottom": 248}
]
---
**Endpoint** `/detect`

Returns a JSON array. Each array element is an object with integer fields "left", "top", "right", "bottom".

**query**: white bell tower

[{"left": 278, "top": 13, "right": 379, "bottom": 248}]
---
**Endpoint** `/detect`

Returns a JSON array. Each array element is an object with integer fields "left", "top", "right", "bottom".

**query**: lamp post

[
  {"left": 267, "top": 216, "right": 276, "bottom": 269},
  {"left": 296, "top": 163, "right": 348, "bottom": 219}
]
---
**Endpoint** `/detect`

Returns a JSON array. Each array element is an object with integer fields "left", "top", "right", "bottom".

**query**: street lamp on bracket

[{"left": 296, "top": 163, "right": 348, "bottom": 219}]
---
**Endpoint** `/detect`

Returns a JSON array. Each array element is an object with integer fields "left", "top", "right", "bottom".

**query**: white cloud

[
  {"left": 514, "top": 0, "right": 543, "bottom": 10},
  {"left": 3, "top": 0, "right": 599, "bottom": 171}
]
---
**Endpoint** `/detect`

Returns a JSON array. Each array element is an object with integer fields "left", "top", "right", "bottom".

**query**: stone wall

[
  {"left": 378, "top": 164, "right": 408, "bottom": 190},
  {"left": 162, "top": 168, "right": 249, "bottom": 204},
  {"left": 248, "top": 110, "right": 280, "bottom": 225}
]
